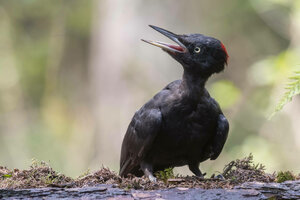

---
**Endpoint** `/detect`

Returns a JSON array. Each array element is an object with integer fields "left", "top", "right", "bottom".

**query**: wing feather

[
  {"left": 210, "top": 114, "right": 229, "bottom": 160},
  {"left": 119, "top": 107, "right": 162, "bottom": 176}
]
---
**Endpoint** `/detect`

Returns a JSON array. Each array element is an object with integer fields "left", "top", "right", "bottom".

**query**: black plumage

[{"left": 120, "top": 25, "right": 229, "bottom": 181}]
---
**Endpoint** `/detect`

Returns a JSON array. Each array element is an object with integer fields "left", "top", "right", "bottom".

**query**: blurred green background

[{"left": 0, "top": 0, "right": 299, "bottom": 177}]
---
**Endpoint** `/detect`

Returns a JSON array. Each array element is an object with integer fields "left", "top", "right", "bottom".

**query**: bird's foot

[
  {"left": 141, "top": 162, "right": 156, "bottom": 182},
  {"left": 210, "top": 173, "right": 225, "bottom": 180},
  {"left": 215, "top": 174, "right": 225, "bottom": 180},
  {"left": 148, "top": 175, "right": 157, "bottom": 182},
  {"left": 196, "top": 172, "right": 206, "bottom": 179}
]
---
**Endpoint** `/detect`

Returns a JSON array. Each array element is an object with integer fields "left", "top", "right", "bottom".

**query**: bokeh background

[{"left": 0, "top": 0, "right": 299, "bottom": 177}]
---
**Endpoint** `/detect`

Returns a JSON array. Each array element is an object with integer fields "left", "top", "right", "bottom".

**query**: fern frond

[{"left": 270, "top": 70, "right": 300, "bottom": 118}]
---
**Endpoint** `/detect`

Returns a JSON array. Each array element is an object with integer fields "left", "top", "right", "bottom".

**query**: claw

[
  {"left": 149, "top": 175, "right": 157, "bottom": 182},
  {"left": 215, "top": 174, "right": 225, "bottom": 180},
  {"left": 141, "top": 162, "right": 157, "bottom": 182}
]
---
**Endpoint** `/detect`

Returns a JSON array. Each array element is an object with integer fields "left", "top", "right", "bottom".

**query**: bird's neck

[{"left": 181, "top": 71, "right": 208, "bottom": 98}]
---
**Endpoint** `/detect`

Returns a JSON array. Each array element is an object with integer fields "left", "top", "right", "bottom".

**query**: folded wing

[{"left": 119, "top": 107, "right": 162, "bottom": 176}]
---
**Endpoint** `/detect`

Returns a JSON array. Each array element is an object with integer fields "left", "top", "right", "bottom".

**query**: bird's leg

[
  {"left": 140, "top": 161, "right": 156, "bottom": 182},
  {"left": 188, "top": 163, "right": 206, "bottom": 178}
]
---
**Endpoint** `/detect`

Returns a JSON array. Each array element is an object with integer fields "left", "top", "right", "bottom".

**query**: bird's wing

[
  {"left": 210, "top": 114, "right": 229, "bottom": 160},
  {"left": 119, "top": 106, "right": 162, "bottom": 176}
]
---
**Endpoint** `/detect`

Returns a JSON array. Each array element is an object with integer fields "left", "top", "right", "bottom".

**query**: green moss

[
  {"left": 276, "top": 171, "right": 295, "bottom": 183},
  {"left": 155, "top": 168, "right": 174, "bottom": 183},
  {"left": 0, "top": 159, "right": 73, "bottom": 189},
  {"left": 2, "top": 174, "right": 12, "bottom": 178}
]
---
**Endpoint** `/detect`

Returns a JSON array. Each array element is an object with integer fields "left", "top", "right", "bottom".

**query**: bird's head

[{"left": 142, "top": 25, "right": 228, "bottom": 78}]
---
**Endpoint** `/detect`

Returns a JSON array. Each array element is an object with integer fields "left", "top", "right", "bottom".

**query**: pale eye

[{"left": 194, "top": 47, "right": 201, "bottom": 53}]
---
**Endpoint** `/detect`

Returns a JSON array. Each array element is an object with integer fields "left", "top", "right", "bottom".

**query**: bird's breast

[
  {"left": 162, "top": 99, "right": 218, "bottom": 133},
  {"left": 148, "top": 100, "right": 218, "bottom": 164}
]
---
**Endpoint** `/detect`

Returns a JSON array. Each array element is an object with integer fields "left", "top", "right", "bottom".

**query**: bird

[{"left": 119, "top": 25, "right": 229, "bottom": 182}]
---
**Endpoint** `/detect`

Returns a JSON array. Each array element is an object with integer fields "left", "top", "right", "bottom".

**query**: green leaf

[
  {"left": 270, "top": 70, "right": 300, "bottom": 118},
  {"left": 3, "top": 174, "right": 12, "bottom": 178}
]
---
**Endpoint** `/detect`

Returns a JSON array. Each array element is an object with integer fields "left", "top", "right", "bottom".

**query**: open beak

[{"left": 141, "top": 25, "right": 187, "bottom": 53}]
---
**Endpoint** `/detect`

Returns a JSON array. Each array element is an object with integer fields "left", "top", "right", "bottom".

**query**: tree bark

[{"left": 1, "top": 181, "right": 299, "bottom": 199}]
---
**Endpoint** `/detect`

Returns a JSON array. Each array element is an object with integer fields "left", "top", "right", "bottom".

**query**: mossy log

[{"left": 1, "top": 181, "right": 300, "bottom": 200}]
